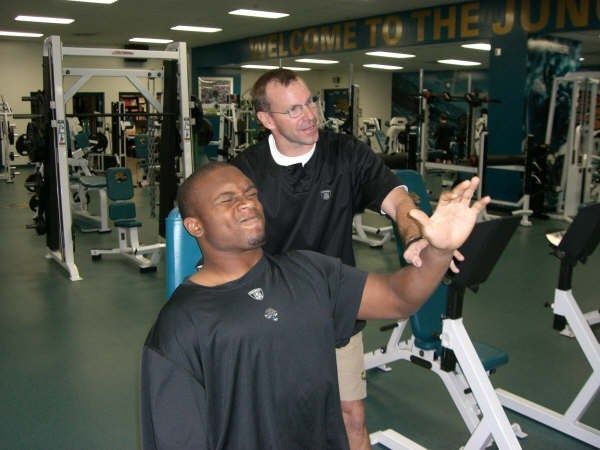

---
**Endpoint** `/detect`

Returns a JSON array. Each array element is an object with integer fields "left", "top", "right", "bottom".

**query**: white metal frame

[
  {"left": 480, "top": 132, "right": 533, "bottom": 226},
  {"left": 90, "top": 226, "right": 165, "bottom": 271},
  {"left": 0, "top": 99, "right": 17, "bottom": 183},
  {"left": 496, "top": 286, "right": 600, "bottom": 448},
  {"left": 43, "top": 35, "right": 192, "bottom": 281},
  {"left": 68, "top": 151, "right": 110, "bottom": 233},
  {"left": 352, "top": 212, "right": 393, "bottom": 248},
  {"left": 386, "top": 117, "right": 408, "bottom": 154},
  {"left": 545, "top": 72, "right": 599, "bottom": 221},
  {"left": 365, "top": 318, "right": 524, "bottom": 449}
]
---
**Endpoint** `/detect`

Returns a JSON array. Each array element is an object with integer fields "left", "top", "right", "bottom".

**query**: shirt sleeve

[
  {"left": 348, "top": 136, "right": 401, "bottom": 213},
  {"left": 297, "top": 250, "right": 368, "bottom": 346},
  {"left": 141, "top": 345, "right": 209, "bottom": 450},
  {"left": 331, "top": 260, "right": 368, "bottom": 346}
]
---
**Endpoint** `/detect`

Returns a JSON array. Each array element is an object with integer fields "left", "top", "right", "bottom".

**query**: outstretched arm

[
  {"left": 358, "top": 177, "right": 490, "bottom": 320},
  {"left": 381, "top": 180, "right": 464, "bottom": 272}
]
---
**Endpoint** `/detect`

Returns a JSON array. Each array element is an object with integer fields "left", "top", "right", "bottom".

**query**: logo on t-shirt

[
  {"left": 248, "top": 288, "right": 264, "bottom": 301},
  {"left": 264, "top": 307, "right": 279, "bottom": 322},
  {"left": 320, "top": 190, "right": 332, "bottom": 200}
]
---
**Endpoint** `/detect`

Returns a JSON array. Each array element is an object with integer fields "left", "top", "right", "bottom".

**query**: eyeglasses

[{"left": 268, "top": 95, "right": 320, "bottom": 119}]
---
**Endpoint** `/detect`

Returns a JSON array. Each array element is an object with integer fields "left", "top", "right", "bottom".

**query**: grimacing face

[{"left": 190, "top": 166, "right": 266, "bottom": 252}]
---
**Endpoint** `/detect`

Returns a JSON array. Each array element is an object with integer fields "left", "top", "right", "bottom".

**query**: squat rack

[{"left": 43, "top": 35, "right": 192, "bottom": 281}]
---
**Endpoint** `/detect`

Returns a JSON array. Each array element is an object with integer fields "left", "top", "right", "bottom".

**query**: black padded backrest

[
  {"left": 558, "top": 203, "right": 600, "bottom": 264},
  {"left": 451, "top": 216, "right": 521, "bottom": 289}
]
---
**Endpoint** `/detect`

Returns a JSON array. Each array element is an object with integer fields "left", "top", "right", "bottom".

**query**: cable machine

[
  {"left": 545, "top": 72, "right": 600, "bottom": 221},
  {"left": 41, "top": 35, "right": 192, "bottom": 281}
]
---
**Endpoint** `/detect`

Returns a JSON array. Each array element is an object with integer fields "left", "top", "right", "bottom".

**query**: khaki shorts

[{"left": 335, "top": 331, "right": 367, "bottom": 401}]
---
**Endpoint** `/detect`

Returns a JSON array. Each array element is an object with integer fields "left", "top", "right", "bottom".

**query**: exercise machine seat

[
  {"left": 165, "top": 208, "right": 203, "bottom": 299},
  {"left": 135, "top": 134, "right": 149, "bottom": 159},
  {"left": 79, "top": 175, "right": 106, "bottom": 189},
  {"left": 394, "top": 170, "right": 508, "bottom": 371},
  {"left": 74, "top": 131, "right": 90, "bottom": 150},
  {"left": 105, "top": 167, "right": 142, "bottom": 227}
]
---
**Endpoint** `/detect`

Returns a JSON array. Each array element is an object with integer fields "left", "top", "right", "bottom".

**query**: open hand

[{"left": 408, "top": 177, "right": 490, "bottom": 253}]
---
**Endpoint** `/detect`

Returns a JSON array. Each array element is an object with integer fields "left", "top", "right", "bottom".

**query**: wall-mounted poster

[{"left": 198, "top": 77, "right": 233, "bottom": 113}]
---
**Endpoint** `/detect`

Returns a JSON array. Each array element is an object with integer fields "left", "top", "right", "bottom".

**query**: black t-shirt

[
  {"left": 232, "top": 130, "right": 401, "bottom": 267},
  {"left": 141, "top": 251, "right": 368, "bottom": 450}
]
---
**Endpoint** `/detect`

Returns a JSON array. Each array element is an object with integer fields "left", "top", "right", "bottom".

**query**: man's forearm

[
  {"left": 359, "top": 245, "right": 454, "bottom": 320},
  {"left": 382, "top": 188, "right": 422, "bottom": 244},
  {"left": 387, "top": 246, "right": 453, "bottom": 315},
  {"left": 394, "top": 202, "right": 422, "bottom": 244}
]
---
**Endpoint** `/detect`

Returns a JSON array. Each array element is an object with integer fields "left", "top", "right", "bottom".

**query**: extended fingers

[
  {"left": 453, "top": 249, "right": 464, "bottom": 261},
  {"left": 451, "top": 177, "right": 479, "bottom": 204},
  {"left": 437, "top": 190, "right": 456, "bottom": 204},
  {"left": 470, "top": 195, "right": 491, "bottom": 212}
]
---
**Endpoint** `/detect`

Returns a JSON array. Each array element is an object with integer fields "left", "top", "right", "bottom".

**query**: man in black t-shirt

[
  {"left": 141, "top": 162, "right": 489, "bottom": 450},
  {"left": 233, "top": 69, "right": 431, "bottom": 449}
]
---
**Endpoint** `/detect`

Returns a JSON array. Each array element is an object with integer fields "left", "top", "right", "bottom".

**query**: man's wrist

[{"left": 404, "top": 234, "right": 424, "bottom": 248}]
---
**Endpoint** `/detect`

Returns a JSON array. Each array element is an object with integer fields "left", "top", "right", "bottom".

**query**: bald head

[
  {"left": 177, "top": 161, "right": 231, "bottom": 219},
  {"left": 177, "top": 162, "right": 266, "bottom": 252}
]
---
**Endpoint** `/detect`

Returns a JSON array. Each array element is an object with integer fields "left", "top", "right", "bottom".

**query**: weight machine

[
  {"left": 40, "top": 35, "right": 192, "bottom": 281},
  {"left": 67, "top": 133, "right": 111, "bottom": 234},
  {"left": 386, "top": 117, "right": 409, "bottom": 154},
  {"left": 496, "top": 203, "right": 600, "bottom": 448},
  {"left": 545, "top": 72, "right": 600, "bottom": 221},
  {"left": 359, "top": 117, "right": 387, "bottom": 154},
  {"left": 367, "top": 171, "right": 525, "bottom": 449},
  {"left": 415, "top": 85, "right": 533, "bottom": 226},
  {"left": 217, "top": 96, "right": 255, "bottom": 161},
  {"left": 0, "top": 98, "right": 18, "bottom": 183}
]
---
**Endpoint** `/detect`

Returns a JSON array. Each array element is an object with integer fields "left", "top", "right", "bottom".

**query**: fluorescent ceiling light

[
  {"left": 15, "top": 15, "right": 74, "bottom": 24},
  {"left": 363, "top": 63, "right": 403, "bottom": 70},
  {"left": 580, "top": 57, "right": 585, "bottom": 61},
  {"left": 461, "top": 42, "right": 491, "bottom": 51},
  {"left": 130, "top": 37, "right": 173, "bottom": 44},
  {"left": 228, "top": 9, "right": 289, "bottom": 19},
  {"left": 65, "top": 0, "right": 118, "bottom": 3},
  {"left": 171, "top": 25, "right": 222, "bottom": 33},
  {"left": 365, "top": 51, "right": 415, "bottom": 59},
  {"left": 241, "top": 64, "right": 310, "bottom": 71},
  {"left": 0, "top": 30, "right": 43, "bottom": 38},
  {"left": 295, "top": 58, "right": 339, "bottom": 64},
  {"left": 242, "top": 64, "right": 279, "bottom": 69},
  {"left": 437, "top": 59, "right": 481, "bottom": 66}
]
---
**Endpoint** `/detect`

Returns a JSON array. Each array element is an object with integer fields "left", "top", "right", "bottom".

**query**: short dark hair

[
  {"left": 177, "top": 161, "right": 230, "bottom": 219},
  {"left": 251, "top": 68, "right": 299, "bottom": 113}
]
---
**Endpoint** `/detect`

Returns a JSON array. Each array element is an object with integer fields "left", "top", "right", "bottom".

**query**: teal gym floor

[{"left": 0, "top": 167, "right": 598, "bottom": 449}]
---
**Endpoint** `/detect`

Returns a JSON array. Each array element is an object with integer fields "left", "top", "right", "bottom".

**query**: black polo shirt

[
  {"left": 233, "top": 130, "right": 401, "bottom": 267},
  {"left": 141, "top": 251, "right": 368, "bottom": 450}
]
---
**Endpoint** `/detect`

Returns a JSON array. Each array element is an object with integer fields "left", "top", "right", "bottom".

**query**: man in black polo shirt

[
  {"left": 141, "top": 162, "right": 488, "bottom": 449},
  {"left": 232, "top": 69, "right": 428, "bottom": 449}
]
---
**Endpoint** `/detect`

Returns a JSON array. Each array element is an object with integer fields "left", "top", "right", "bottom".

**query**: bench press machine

[
  {"left": 496, "top": 202, "right": 600, "bottom": 448},
  {"left": 366, "top": 170, "right": 524, "bottom": 449}
]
